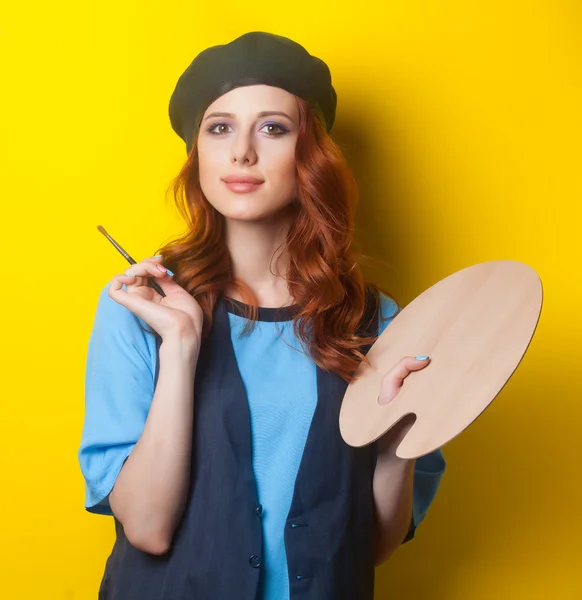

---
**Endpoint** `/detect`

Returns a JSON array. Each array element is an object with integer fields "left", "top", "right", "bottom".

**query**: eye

[
  {"left": 259, "top": 122, "right": 289, "bottom": 136},
  {"left": 207, "top": 122, "right": 232, "bottom": 135}
]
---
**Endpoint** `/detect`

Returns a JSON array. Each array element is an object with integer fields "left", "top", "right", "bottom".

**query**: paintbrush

[{"left": 97, "top": 225, "right": 167, "bottom": 298}]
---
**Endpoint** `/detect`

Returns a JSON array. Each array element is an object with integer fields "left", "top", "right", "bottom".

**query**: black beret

[{"left": 168, "top": 31, "right": 337, "bottom": 153}]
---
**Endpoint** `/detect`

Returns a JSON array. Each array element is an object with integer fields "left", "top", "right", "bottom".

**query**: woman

[{"left": 79, "top": 31, "right": 446, "bottom": 600}]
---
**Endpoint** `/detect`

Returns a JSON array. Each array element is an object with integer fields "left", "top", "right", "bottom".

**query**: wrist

[
  {"left": 377, "top": 415, "right": 415, "bottom": 458},
  {"left": 377, "top": 433, "right": 413, "bottom": 465},
  {"left": 160, "top": 333, "right": 200, "bottom": 363}
]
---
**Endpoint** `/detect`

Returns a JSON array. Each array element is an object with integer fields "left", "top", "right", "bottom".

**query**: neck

[{"left": 224, "top": 211, "right": 295, "bottom": 307}]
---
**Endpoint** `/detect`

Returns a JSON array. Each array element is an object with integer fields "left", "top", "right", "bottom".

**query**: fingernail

[
  {"left": 154, "top": 254, "right": 163, "bottom": 258},
  {"left": 127, "top": 273, "right": 136, "bottom": 277},
  {"left": 166, "top": 269, "right": 174, "bottom": 277},
  {"left": 415, "top": 356, "right": 429, "bottom": 360}
]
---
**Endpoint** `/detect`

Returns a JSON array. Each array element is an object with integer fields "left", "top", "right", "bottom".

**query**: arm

[
  {"left": 372, "top": 291, "right": 447, "bottom": 565},
  {"left": 372, "top": 433, "right": 416, "bottom": 566},
  {"left": 109, "top": 334, "right": 199, "bottom": 555},
  {"left": 78, "top": 283, "right": 201, "bottom": 555},
  {"left": 373, "top": 445, "right": 447, "bottom": 566}
]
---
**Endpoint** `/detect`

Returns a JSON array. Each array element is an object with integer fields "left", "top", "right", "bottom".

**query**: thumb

[
  {"left": 393, "top": 356, "right": 431, "bottom": 379},
  {"left": 378, "top": 356, "right": 431, "bottom": 405}
]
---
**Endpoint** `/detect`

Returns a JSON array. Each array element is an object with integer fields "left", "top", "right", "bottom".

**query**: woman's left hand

[{"left": 376, "top": 356, "right": 431, "bottom": 455}]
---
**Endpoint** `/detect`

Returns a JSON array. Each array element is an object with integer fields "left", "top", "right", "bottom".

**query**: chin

[
  {"left": 222, "top": 210, "right": 281, "bottom": 223},
  {"left": 211, "top": 196, "right": 296, "bottom": 223}
]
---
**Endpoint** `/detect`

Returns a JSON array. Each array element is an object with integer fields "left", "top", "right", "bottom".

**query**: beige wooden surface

[{"left": 339, "top": 260, "right": 543, "bottom": 458}]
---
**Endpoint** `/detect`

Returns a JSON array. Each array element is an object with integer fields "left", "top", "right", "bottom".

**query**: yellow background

[{"left": 1, "top": 1, "right": 580, "bottom": 598}]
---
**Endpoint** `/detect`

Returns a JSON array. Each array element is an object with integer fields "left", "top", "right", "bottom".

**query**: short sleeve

[
  {"left": 377, "top": 291, "right": 447, "bottom": 543},
  {"left": 78, "top": 283, "right": 159, "bottom": 516}
]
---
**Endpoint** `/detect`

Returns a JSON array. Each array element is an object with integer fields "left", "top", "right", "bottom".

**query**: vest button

[
  {"left": 249, "top": 554, "right": 262, "bottom": 568},
  {"left": 255, "top": 504, "right": 263, "bottom": 517}
]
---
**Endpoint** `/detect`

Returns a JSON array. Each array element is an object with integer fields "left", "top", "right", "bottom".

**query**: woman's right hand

[{"left": 108, "top": 255, "right": 204, "bottom": 344}]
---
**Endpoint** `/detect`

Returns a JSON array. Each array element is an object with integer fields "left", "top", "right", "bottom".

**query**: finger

[
  {"left": 141, "top": 255, "right": 165, "bottom": 266},
  {"left": 124, "top": 261, "right": 170, "bottom": 279},
  {"left": 108, "top": 275, "right": 134, "bottom": 306},
  {"left": 390, "top": 356, "right": 431, "bottom": 385},
  {"left": 132, "top": 256, "right": 166, "bottom": 285},
  {"left": 108, "top": 275, "right": 168, "bottom": 322},
  {"left": 378, "top": 356, "right": 431, "bottom": 405},
  {"left": 111, "top": 274, "right": 177, "bottom": 299},
  {"left": 108, "top": 274, "right": 149, "bottom": 299},
  {"left": 114, "top": 264, "right": 183, "bottom": 298}
]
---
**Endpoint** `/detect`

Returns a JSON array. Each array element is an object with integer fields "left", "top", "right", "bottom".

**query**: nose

[{"left": 231, "top": 130, "right": 257, "bottom": 166}]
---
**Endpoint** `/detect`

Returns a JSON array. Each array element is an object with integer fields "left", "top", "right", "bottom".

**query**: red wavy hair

[{"left": 155, "top": 96, "right": 399, "bottom": 383}]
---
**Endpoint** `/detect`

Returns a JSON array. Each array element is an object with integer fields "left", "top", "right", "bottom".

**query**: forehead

[{"left": 203, "top": 84, "right": 298, "bottom": 117}]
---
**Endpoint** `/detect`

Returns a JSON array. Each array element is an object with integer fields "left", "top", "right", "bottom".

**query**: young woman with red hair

[{"left": 79, "top": 32, "right": 446, "bottom": 600}]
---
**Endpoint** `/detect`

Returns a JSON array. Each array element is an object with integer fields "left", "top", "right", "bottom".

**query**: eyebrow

[{"left": 203, "top": 111, "right": 295, "bottom": 123}]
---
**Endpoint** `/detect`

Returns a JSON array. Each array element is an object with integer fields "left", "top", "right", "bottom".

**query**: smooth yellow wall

[{"left": 1, "top": 1, "right": 580, "bottom": 598}]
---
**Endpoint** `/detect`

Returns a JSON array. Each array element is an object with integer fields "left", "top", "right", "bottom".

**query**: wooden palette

[{"left": 339, "top": 260, "right": 543, "bottom": 459}]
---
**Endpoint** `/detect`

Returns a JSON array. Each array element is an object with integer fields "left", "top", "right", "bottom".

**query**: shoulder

[
  {"left": 89, "top": 282, "right": 158, "bottom": 369},
  {"left": 368, "top": 285, "right": 400, "bottom": 336},
  {"left": 93, "top": 282, "right": 149, "bottom": 331},
  {"left": 378, "top": 290, "right": 399, "bottom": 321}
]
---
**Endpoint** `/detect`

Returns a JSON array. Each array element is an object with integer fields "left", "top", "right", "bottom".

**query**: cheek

[
  {"left": 281, "top": 156, "right": 298, "bottom": 197},
  {"left": 265, "top": 145, "right": 297, "bottom": 191},
  {"left": 197, "top": 144, "right": 222, "bottom": 192}
]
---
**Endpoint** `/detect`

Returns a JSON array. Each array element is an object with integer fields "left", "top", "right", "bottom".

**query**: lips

[
  {"left": 222, "top": 175, "right": 264, "bottom": 184},
  {"left": 222, "top": 174, "right": 265, "bottom": 193}
]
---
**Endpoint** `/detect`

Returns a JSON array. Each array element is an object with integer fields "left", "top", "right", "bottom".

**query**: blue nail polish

[
  {"left": 166, "top": 269, "right": 174, "bottom": 277},
  {"left": 154, "top": 254, "right": 163, "bottom": 258},
  {"left": 415, "top": 356, "right": 429, "bottom": 360}
]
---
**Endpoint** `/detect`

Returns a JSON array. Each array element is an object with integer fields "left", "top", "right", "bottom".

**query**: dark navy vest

[{"left": 99, "top": 287, "right": 385, "bottom": 600}]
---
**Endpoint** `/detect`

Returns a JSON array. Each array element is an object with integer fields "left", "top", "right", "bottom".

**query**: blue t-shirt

[{"left": 79, "top": 285, "right": 446, "bottom": 598}]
